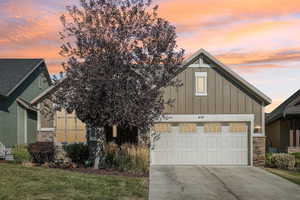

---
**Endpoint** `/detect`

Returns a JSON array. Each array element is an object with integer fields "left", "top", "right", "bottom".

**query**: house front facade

[
  {"left": 0, "top": 59, "right": 51, "bottom": 147},
  {"left": 151, "top": 49, "right": 271, "bottom": 166},
  {"left": 31, "top": 85, "right": 87, "bottom": 144},
  {"left": 266, "top": 89, "right": 300, "bottom": 153}
]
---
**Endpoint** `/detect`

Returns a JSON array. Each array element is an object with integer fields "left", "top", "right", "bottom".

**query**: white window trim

[
  {"left": 195, "top": 72, "right": 207, "bottom": 96},
  {"left": 37, "top": 103, "right": 55, "bottom": 132}
]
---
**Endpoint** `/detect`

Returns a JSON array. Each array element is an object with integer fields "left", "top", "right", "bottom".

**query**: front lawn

[
  {"left": 266, "top": 168, "right": 300, "bottom": 185},
  {"left": 0, "top": 163, "right": 148, "bottom": 200}
]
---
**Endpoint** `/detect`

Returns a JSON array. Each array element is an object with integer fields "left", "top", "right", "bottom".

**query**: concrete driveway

[{"left": 149, "top": 166, "right": 300, "bottom": 200}]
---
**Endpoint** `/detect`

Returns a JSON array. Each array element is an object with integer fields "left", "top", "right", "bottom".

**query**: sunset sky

[{"left": 1, "top": 0, "right": 300, "bottom": 112}]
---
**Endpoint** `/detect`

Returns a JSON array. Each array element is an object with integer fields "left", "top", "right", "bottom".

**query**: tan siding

[
  {"left": 200, "top": 68, "right": 208, "bottom": 114},
  {"left": 266, "top": 120, "right": 281, "bottom": 149},
  {"left": 178, "top": 72, "right": 186, "bottom": 113},
  {"left": 230, "top": 84, "right": 238, "bottom": 113},
  {"left": 252, "top": 99, "right": 262, "bottom": 129},
  {"left": 238, "top": 92, "right": 246, "bottom": 113},
  {"left": 193, "top": 68, "right": 201, "bottom": 113},
  {"left": 55, "top": 110, "right": 86, "bottom": 143},
  {"left": 185, "top": 68, "right": 193, "bottom": 113},
  {"left": 223, "top": 79, "right": 231, "bottom": 113},
  {"left": 280, "top": 120, "right": 290, "bottom": 150},
  {"left": 162, "top": 61, "right": 265, "bottom": 132},
  {"left": 215, "top": 73, "right": 223, "bottom": 113},
  {"left": 245, "top": 95, "right": 253, "bottom": 114},
  {"left": 208, "top": 67, "right": 216, "bottom": 113},
  {"left": 170, "top": 84, "right": 177, "bottom": 113}
]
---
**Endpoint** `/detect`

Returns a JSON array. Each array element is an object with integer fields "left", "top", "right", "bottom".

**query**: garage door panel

[{"left": 151, "top": 123, "right": 249, "bottom": 165}]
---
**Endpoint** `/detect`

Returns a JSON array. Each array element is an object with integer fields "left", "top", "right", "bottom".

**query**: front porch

[{"left": 287, "top": 118, "right": 300, "bottom": 153}]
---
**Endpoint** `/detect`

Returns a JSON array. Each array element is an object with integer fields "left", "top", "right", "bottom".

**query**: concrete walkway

[{"left": 149, "top": 166, "right": 300, "bottom": 200}]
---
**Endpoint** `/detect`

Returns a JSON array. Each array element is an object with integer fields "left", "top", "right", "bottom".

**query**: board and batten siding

[{"left": 162, "top": 64, "right": 263, "bottom": 132}]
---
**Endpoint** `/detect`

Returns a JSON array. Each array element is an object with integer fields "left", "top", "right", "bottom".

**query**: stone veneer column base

[
  {"left": 253, "top": 136, "right": 266, "bottom": 166},
  {"left": 37, "top": 131, "right": 55, "bottom": 142},
  {"left": 287, "top": 147, "right": 300, "bottom": 153}
]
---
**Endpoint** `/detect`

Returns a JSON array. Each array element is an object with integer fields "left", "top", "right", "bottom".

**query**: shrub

[
  {"left": 11, "top": 145, "right": 31, "bottom": 164},
  {"left": 265, "top": 153, "right": 273, "bottom": 167},
  {"left": 291, "top": 152, "right": 300, "bottom": 168},
  {"left": 104, "top": 143, "right": 149, "bottom": 174},
  {"left": 64, "top": 143, "right": 89, "bottom": 166},
  {"left": 28, "top": 142, "right": 55, "bottom": 163},
  {"left": 271, "top": 153, "right": 295, "bottom": 170}
]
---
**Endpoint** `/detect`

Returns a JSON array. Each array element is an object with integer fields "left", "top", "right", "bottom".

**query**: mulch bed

[
  {"left": 66, "top": 168, "right": 149, "bottom": 178},
  {"left": 0, "top": 160, "right": 8, "bottom": 163}
]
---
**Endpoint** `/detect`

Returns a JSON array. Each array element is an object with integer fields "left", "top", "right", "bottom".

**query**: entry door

[{"left": 151, "top": 123, "right": 248, "bottom": 165}]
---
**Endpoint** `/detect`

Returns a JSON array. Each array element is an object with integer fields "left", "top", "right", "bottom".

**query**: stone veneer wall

[
  {"left": 287, "top": 147, "right": 300, "bottom": 153},
  {"left": 253, "top": 136, "right": 266, "bottom": 166},
  {"left": 37, "top": 131, "right": 55, "bottom": 142}
]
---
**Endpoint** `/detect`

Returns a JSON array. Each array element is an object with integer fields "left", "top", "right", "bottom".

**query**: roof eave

[{"left": 5, "top": 59, "right": 44, "bottom": 97}]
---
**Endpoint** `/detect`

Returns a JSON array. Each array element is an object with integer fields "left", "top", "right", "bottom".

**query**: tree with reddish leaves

[{"left": 55, "top": 0, "right": 184, "bottom": 168}]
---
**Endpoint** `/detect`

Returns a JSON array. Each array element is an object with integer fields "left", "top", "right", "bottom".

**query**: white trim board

[{"left": 156, "top": 114, "right": 254, "bottom": 123}]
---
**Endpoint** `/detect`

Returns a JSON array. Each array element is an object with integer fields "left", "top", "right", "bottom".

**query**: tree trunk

[{"left": 93, "top": 127, "right": 106, "bottom": 169}]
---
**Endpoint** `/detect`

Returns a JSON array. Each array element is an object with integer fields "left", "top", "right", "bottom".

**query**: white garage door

[{"left": 151, "top": 122, "right": 249, "bottom": 165}]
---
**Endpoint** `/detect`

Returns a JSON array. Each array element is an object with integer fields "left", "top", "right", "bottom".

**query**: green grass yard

[
  {"left": 0, "top": 163, "right": 148, "bottom": 200},
  {"left": 266, "top": 168, "right": 300, "bottom": 185}
]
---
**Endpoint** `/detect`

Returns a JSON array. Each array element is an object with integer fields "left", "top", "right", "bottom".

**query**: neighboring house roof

[
  {"left": 267, "top": 89, "right": 300, "bottom": 124},
  {"left": 16, "top": 98, "right": 38, "bottom": 112},
  {"left": 180, "top": 49, "right": 272, "bottom": 105},
  {"left": 0, "top": 59, "right": 51, "bottom": 97},
  {"left": 31, "top": 77, "right": 66, "bottom": 105}
]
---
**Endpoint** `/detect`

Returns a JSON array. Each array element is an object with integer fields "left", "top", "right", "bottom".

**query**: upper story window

[{"left": 195, "top": 72, "right": 207, "bottom": 96}]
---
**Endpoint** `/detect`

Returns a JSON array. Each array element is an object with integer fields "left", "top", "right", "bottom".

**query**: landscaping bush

[
  {"left": 270, "top": 153, "right": 295, "bottom": 170},
  {"left": 11, "top": 145, "right": 31, "bottom": 164},
  {"left": 265, "top": 153, "right": 273, "bottom": 167},
  {"left": 104, "top": 143, "right": 149, "bottom": 174},
  {"left": 291, "top": 152, "right": 300, "bottom": 168},
  {"left": 28, "top": 142, "right": 55, "bottom": 163},
  {"left": 64, "top": 143, "right": 89, "bottom": 166}
]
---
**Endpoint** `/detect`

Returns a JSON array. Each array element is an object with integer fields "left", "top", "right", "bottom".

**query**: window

[
  {"left": 229, "top": 123, "right": 247, "bottom": 133},
  {"left": 195, "top": 72, "right": 207, "bottom": 96},
  {"left": 180, "top": 123, "right": 197, "bottom": 133},
  {"left": 204, "top": 123, "right": 221, "bottom": 133},
  {"left": 154, "top": 123, "right": 171, "bottom": 133},
  {"left": 37, "top": 102, "right": 55, "bottom": 131}
]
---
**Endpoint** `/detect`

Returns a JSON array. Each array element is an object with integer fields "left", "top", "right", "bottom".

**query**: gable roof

[
  {"left": 17, "top": 98, "right": 38, "bottom": 112},
  {"left": 267, "top": 89, "right": 300, "bottom": 124},
  {"left": 31, "top": 76, "right": 66, "bottom": 105},
  {"left": 31, "top": 49, "right": 272, "bottom": 107},
  {"left": 180, "top": 49, "right": 272, "bottom": 105},
  {"left": 0, "top": 59, "right": 51, "bottom": 97}
]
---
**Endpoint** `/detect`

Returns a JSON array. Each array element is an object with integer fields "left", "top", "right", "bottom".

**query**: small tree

[{"left": 55, "top": 0, "right": 184, "bottom": 168}]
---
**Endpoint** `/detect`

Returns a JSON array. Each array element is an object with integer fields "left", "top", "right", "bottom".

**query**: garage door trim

[{"left": 151, "top": 114, "right": 255, "bottom": 166}]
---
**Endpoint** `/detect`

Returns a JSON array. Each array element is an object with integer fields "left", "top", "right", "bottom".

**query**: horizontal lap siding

[{"left": 162, "top": 66, "right": 263, "bottom": 131}]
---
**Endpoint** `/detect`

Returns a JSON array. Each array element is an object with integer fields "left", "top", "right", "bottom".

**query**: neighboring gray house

[
  {"left": 151, "top": 49, "right": 272, "bottom": 166},
  {"left": 266, "top": 89, "right": 300, "bottom": 153},
  {"left": 0, "top": 59, "right": 51, "bottom": 147}
]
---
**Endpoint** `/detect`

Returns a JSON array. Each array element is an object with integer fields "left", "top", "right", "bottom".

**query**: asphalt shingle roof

[
  {"left": 0, "top": 59, "right": 43, "bottom": 96},
  {"left": 267, "top": 89, "right": 300, "bottom": 124}
]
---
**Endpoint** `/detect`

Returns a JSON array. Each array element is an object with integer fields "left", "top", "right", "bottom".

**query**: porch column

[
  {"left": 296, "top": 130, "right": 300, "bottom": 147},
  {"left": 290, "top": 130, "right": 294, "bottom": 147}
]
